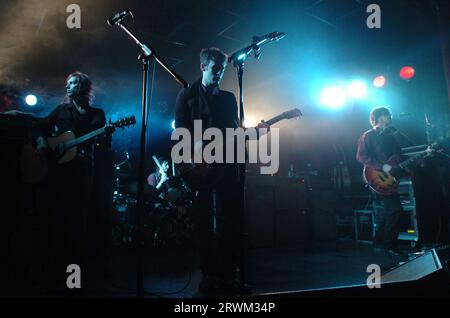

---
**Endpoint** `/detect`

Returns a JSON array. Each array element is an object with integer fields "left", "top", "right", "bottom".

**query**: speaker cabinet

[{"left": 381, "top": 248, "right": 444, "bottom": 283}]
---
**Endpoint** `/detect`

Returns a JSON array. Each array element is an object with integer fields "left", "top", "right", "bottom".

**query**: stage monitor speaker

[{"left": 381, "top": 248, "right": 444, "bottom": 284}]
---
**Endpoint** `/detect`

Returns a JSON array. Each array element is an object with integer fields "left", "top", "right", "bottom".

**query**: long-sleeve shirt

[
  {"left": 174, "top": 78, "right": 240, "bottom": 187},
  {"left": 356, "top": 126, "right": 402, "bottom": 169},
  {"left": 175, "top": 78, "right": 239, "bottom": 133}
]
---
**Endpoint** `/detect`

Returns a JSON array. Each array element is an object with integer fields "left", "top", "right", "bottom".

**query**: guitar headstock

[
  {"left": 111, "top": 116, "right": 136, "bottom": 129},
  {"left": 281, "top": 108, "right": 302, "bottom": 120}
]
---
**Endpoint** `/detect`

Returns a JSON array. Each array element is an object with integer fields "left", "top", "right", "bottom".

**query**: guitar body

[
  {"left": 363, "top": 155, "right": 402, "bottom": 195},
  {"left": 47, "top": 131, "right": 78, "bottom": 163},
  {"left": 363, "top": 165, "right": 399, "bottom": 195},
  {"left": 20, "top": 115, "right": 136, "bottom": 184},
  {"left": 20, "top": 131, "right": 77, "bottom": 184}
]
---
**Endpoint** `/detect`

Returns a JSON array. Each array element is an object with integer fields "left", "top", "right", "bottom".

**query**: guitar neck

[
  {"left": 265, "top": 114, "right": 285, "bottom": 126},
  {"left": 64, "top": 126, "right": 106, "bottom": 149},
  {"left": 398, "top": 152, "right": 427, "bottom": 169}
]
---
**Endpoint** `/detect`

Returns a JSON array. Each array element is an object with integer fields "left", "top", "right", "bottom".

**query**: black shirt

[
  {"left": 175, "top": 79, "right": 239, "bottom": 133},
  {"left": 174, "top": 79, "right": 240, "bottom": 185}
]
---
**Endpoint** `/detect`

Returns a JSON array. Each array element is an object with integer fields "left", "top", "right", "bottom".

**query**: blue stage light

[{"left": 171, "top": 120, "right": 176, "bottom": 130}]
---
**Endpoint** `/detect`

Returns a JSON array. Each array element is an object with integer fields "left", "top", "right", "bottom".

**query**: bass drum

[
  {"left": 112, "top": 194, "right": 138, "bottom": 246},
  {"left": 149, "top": 203, "right": 194, "bottom": 249}
]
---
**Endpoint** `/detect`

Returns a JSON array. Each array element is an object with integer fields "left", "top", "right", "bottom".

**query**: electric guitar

[
  {"left": 363, "top": 143, "right": 438, "bottom": 195},
  {"left": 21, "top": 116, "right": 136, "bottom": 184},
  {"left": 177, "top": 108, "right": 302, "bottom": 190}
]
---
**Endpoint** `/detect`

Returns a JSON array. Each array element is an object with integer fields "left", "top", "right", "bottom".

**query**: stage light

[
  {"left": 373, "top": 76, "right": 386, "bottom": 88},
  {"left": 171, "top": 120, "right": 176, "bottom": 130},
  {"left": 400, "top": 66, "right": 415, "bottom": 80},
  {"left": 243, "top": 117, "right": 258, "bottom": 128},
  {"left": 25, "top": 94, "right": 37, "bottom": 106},
  {"left": 320, "top": 86, "right": 347, "bottom": 109},
  {"left": 347, "top": 81, "right": 367, "bottom": 99}
]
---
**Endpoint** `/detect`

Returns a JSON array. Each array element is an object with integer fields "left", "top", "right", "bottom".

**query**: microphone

[
  {"left": 253, "top": 32, "right": 286, "bottom": 45},
  {"left": 228, "top": 31, "right": 286, "bottom": 63},
  {"left": 107, "top": 10, "right": 131, "bottom": 26}
]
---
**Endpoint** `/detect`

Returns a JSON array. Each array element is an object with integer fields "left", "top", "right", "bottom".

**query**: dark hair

[
  {"left": 199, "top": 47, "right": 227, "bottom": 65},
  {"left": 65, "top": 71, "right": 93, "bottom": 106},
  {"left": 370, "top": 106, "right": 392, "bottom": 127}
]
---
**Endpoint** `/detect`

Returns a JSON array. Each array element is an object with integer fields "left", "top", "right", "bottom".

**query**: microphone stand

[
  {"left": 112, "top": 19, "right": 187, "bottom": 298},
  {"left": 236, "top": 58, "right": 247, "bottom": 297},
  {"left": 228, "top": 44, "right": 257, "bottom": 296},
  {"left": 229, "top": 33, "right": 284, "bottom": 295},
  {"left": 424, "top": 112, "right": 433, "bottom": 145}
]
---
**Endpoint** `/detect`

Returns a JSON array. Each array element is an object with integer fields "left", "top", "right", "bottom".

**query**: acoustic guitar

[{"left": 21, "top": 116, "right": 136, "bottom": 184}]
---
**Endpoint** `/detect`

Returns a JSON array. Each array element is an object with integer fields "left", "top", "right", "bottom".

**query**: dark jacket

[
  {"left": 356, "top": 126, "right": 402, "bottom": 169},
  {"left": 174, "top": 78, "right": 239, "bottom": 133}
]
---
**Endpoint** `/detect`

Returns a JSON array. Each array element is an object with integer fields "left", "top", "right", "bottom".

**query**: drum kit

[{"left": 112, "top": 151, "right": 195, "bottom": 249}]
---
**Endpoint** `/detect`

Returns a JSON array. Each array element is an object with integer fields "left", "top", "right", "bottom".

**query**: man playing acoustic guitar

[
  {"left": 33, "top": 72, "right": 107, "bottom": 289},
  {"left": 356, "top": 106, "right": 408, "bottom": 258}
]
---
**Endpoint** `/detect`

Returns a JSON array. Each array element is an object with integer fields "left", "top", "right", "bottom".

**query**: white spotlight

[
  {"left": 320, "top": 87, "right": 347, "bottom": 109},
  {"left": 347, "top": 81, "right": 367, "bottom": 99},
  {"left": 25, "top": 94, "right": 37, "bottom": 106}
]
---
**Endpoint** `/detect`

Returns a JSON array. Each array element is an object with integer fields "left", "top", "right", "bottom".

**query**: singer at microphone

[{"left": 107, "top": 10, "right": 131, "bottom": 26}]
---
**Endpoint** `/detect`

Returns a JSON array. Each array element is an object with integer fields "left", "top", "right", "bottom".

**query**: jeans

[{"left": 373, "top": 193, "right": 403, "bottom": 249}]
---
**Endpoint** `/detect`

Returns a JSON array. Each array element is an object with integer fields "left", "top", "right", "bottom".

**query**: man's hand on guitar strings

[
  {"left": 382, "top": 164, "right": 392, "bottom": 173},
  {"left": 256, "top": 120, "right": 270, "bottom": 137}
]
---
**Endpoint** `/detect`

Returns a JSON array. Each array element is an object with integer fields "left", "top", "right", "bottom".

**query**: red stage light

[
  {"left": 373, "top": 76, "right": 386, "bottom": 88},
  {"left": 400, "top": 66, "right": 415, "bottom": 80}
]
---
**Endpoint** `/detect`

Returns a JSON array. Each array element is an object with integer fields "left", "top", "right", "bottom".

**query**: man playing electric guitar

[
  {"left": 356, "top": 106, "right": 409, "bottom": 258},
  {"left": 175, "top": 48, "right": 270, "bottom": 295}
]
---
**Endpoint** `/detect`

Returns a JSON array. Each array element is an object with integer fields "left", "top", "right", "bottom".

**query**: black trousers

[
  {"left": 38, "top": 159, "right": 93, "bottom": 286},
  {"left": 193, "top": 170, "right": 242, "bottom": 282},
  {"left": 373, "top": 193, "right": 403, "bottom": 249}
]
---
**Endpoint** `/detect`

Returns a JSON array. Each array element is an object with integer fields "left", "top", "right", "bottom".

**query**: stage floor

[{"left": 78, "top": 241, "right": 404, "bottom": 298}]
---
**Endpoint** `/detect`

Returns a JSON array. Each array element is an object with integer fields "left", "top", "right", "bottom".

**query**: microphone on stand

[
  {"left": 107, "top": 10, "right": 132, "bottom": 26},
  {"left": 228, "top": 31, "right": 286, "bottom": 63},
  {"left": 252, "top": 31, "right": 286, "bottom": 45}
]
